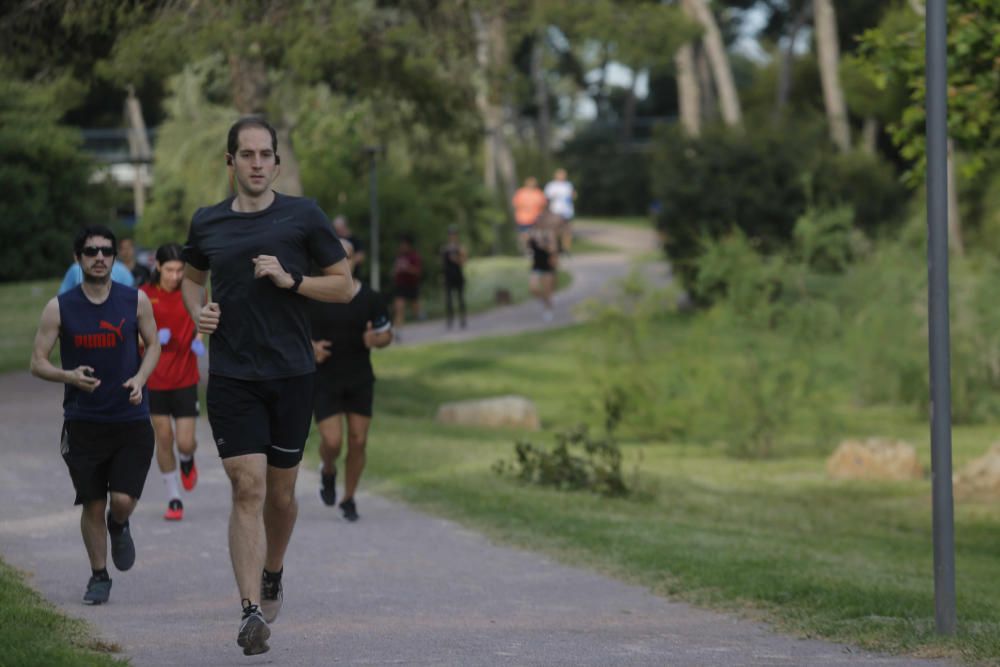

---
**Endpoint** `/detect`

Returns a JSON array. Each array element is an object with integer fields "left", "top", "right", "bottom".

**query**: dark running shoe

[
  {"left": 237, "top": 604, "right": 271, "bottom": 656},
  {"left": 163, "top": 498, "right": 183, "bottom": 521},
  {"left": 107, "top": 512, "right": 135, "bottom": 572},
  {"left": 83, "top": 575, "right": 112, "bottom": 605},
  {"left": 319, "top": 466, "right": 337, "bottom": 507},
  {"left": 260, "top": 570, "right": 283, "bottom": 623},
  {"left": 339, "top": 498, "right": 359, "bottom": 522},
  {"left": 179, "top": 457, "right": 198, "bottom": 491}
]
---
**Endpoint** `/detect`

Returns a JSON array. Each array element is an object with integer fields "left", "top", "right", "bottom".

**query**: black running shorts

[
  {"left": 206, "top": 373, "right": 314, "bottom": 468},
  {"left": 313, "top": 380, "right": 375, "bottom": 421},
  {"left": 149, "top": 384, "right": 200, "bottom": 418},
  {"left": 61, "top": 419, "right": 155, "bottom": 505}
]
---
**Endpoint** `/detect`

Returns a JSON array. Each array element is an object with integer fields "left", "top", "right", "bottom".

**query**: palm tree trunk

[
  {"left": 675, "top": 42, "right": 701, "bottom": 136},
  {"left": 813, "top": 0, "right": 850, "bottom": 151},
  {"left": 681, "top": 0, "right": 742, "bottom": 128},
  {"left": 531, "top": 28, "right": 552, "bottom": 162}
]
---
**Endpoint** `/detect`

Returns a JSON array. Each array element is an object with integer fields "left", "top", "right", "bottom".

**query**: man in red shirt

[
  {"left": 392, "top": 234, "right": 423, "bottom": 338},
  {"left": 140, "top": 243, "right": 203, "bottom": 520}
]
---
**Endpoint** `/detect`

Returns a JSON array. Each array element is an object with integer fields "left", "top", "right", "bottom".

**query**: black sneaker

[
  {"left": 260, "top": 570, "right": 283, "bottom": 623},
  {"left": 107, "top": 512, "right": 135, "bottom": 572},
  {"left": 83, "top": 575, "right": 112, "bottom": 605},
  {"left": 237, "top": 604, "right": 271, "bottom": 656},
  {"left": 339, "top": 498, "right": 359, "bottom": 522},
  {"left": 319, "top": 466, "right": 337, "bottom": 507}
]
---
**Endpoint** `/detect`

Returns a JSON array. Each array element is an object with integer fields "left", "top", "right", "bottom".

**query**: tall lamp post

[
  {"left": 365, "top": 146, "right": 382, "bottom": 291},
  {"left": 925, "top": 0, "right": 956, "bottom": 636}
]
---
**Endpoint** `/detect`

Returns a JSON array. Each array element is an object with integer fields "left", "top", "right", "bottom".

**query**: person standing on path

[
  {"left": 528, "top": 224, "right": 559, "bottom": 321},
  {"left": 311, "top": 239, "right": 393, "bottom": 522},
  {"left": 30, "top": 225, "right": 160, "bottom": 606},
  {"left": 512, "top": 176, "right": 548, "bottom": 253},
  {"left": 391, "top": 233, "right": 423, "bottom": 338},
  {"left": 441, "top": 225, "right": 467, "bottom": 330},
  {"left": 181, "top": 117, "right": 352, "bottom": 656},
  {"left": 140, "top": 243, "right": 203, "bottom": 522},
  {"left": 544, "top": 168, "right": 577, "bottom": 254}
]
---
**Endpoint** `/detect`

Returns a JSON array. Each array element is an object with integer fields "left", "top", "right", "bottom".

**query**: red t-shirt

[
  {"left": 393, "top": 250, "right": 423, "bottom": 288},
  {"left": 141, "top": 283, "right": 200, "bottom": 391}
]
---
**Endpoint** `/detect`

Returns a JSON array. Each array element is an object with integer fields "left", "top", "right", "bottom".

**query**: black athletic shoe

[
  {"left": 339, "top": 498, "right": 359, "bottom": 522},
  {"left": 319, "top": 466, "right": 337, "bottom": 507},
  {"left": 83, "top": 575, "right": 112, "bottom": 605},
  {"left": 237, "top": 604, "right": 271, "bottom": 656},
  {"left": 107, "top": 512, "right": 135, "bottom": 572},
  {"left": 260, "top": 570, "right": 283, "bottom": 624}
]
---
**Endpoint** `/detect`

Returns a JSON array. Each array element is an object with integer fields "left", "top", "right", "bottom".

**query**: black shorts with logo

[
  {"left": 61, "top": 419, "right": 155, "bottom": 505},
  {"left": 149, "top": 384, "right": 200, "bottom": 418},
  {"left": 206, "top": 373, "right": 314, "bottom": 469},
  {"left": 313, "top": 380, "right": 375, "bottom": 421}
]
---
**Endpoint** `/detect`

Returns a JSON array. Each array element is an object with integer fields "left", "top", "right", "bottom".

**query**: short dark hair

[
  {"left": 227, "top": 117, "right": 278, "bottom": 156},
  {"left": 74, "top": 225, "right": 117, "bottom": 257}
]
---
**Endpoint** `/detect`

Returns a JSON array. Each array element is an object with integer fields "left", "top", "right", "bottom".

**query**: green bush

[
  {"left": 0, "top": 73, "right": 115, "bottom": 281},
  {"left": 557, "top": 125, "right": 651, "bottom": 216},
  {"left": 650, "top": 123, "right": 908, "bottom": 300}
]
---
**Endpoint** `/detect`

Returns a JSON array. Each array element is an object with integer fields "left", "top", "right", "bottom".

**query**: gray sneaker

[
  {"left": 261, "top": 572, "right": 283, "bottom": 623},
  {"left": 107, "top": 511, "right": 135, "bottom": 572},
  {"left": 83, "top": 575, "right": 112, "bottom": 605},
  {"left": 237, "top": 605, "right": 271, "bottom": 656}
]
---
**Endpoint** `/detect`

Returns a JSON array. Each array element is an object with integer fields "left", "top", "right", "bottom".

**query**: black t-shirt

[
  {"left": 182, "top": 192, "right": 347, "bottom": 380},
  {"left": 529, "top": 237, "right": 554, "bottom": 272},
  {"left": 441, "top": 244, "right": 464, "bottom": 286},
  {"left": 131, "top": 263, "right": 151, "bottom": 287},
  {"left": 310, "top": 283, "right": 391, "bottom": 387}
]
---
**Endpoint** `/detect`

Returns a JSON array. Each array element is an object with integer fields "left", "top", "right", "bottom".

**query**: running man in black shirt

[
  {"left": 181, "top": 117, "right": 352, "bottom": 656},
  {"left": 312, "top": 239, "right": 392, "bottom": 521},
  {"left": 441, "top": 225, "right": 467, "bottom": 330}
]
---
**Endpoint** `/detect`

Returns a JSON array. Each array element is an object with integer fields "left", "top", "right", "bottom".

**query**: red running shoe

[
  {"left": 180, "top": 458, "right": 198, "bottom": 491},
  {"left": 164, "top": 498, "right": 183, "bottom": 521}
]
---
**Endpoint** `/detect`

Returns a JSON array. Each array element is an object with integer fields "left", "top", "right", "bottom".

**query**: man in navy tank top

[
  {"left": 181, "top": 117, "right": 352, "bottom": 656},
  {"left": 30, "top": 225, "right": 161, "bottom": 606}
]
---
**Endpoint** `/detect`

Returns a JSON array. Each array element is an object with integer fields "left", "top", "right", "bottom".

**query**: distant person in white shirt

[{"left": 544, "top": 168, "right": 576, "bottom": 253}]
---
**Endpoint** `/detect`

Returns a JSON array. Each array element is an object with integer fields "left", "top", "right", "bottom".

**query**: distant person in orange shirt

[{"left": 512, "top": 177, "right": 548, "bottom": 252}]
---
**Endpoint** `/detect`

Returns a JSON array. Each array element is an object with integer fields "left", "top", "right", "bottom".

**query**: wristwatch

[{"left": 288, "top": 270, "right": 303, "bottom": 293}]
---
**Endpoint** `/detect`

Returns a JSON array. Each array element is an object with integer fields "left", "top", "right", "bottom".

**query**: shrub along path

[{"left": 0, "top": 221, "right": 953, "bottom": 665}]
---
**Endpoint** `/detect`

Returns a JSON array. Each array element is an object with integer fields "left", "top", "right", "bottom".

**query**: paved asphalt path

[{"left": 0, "top": 222, "right": 953, "bottom": 666}]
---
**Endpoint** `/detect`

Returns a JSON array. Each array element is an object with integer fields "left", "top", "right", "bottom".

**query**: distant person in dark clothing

[
  {"left": 311, "top": 239, "right": 392, "bottom": 522},
  {"left": 333, "top": 215, "right": 365, "bottom": 276},
  {"left": 119, "top": 238, "right": 152, "bottom": 287},
  {"left": 392, "top": 234, "right": 423, "bottom": 336},
  {"left": 441, "top": 226, "right": 467, "bottom": 330},
  {"left": 30, "top": 225, "right": 160, "bottom": 606},
  {"left": 528, "top": 223, "right": 559, "bottom": 322}
]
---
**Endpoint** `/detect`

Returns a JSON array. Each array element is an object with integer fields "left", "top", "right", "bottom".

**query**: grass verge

[
  {"left": 302, "top": 321, "right": 1000, "bottom": 665},
  {"left": 0, "top": 559, "right": 127, "bottom": 666}
]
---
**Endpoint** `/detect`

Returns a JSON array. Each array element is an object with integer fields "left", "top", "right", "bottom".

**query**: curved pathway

[{"left": 0, "top": 222, "right": 952, "bottom": 666}]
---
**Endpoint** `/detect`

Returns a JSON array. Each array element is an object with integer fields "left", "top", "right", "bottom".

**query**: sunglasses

[{"left": 82, "top": 246, "right": 116, "bottom": 258}]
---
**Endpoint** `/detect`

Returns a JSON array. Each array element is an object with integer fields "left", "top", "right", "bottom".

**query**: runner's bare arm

[
  {"left": 182, "top": 265, "right": 219, "bottom": 334},
  {"left": 253, "top": 255, "right": 353, "bottom": 303},
  {"left": 30, "top": 297, "right": 100, "bottom": 391},
  {"left": 122, "top": 291, "right": 161, "bottom": 404}
]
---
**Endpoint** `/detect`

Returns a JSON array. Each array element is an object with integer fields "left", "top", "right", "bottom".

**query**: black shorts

[
  {"left": 395, "top": 284, "right": 420, "bottom": 301},
  {"left": 149, "top": 384, "right": 200, "bottom": 418},
  {"left": 313, "top": 380, "right": 375, "bottom": 421},
  {"left": 61, "top": 419, "right": 154, "bottom": 505},
  {"left": 206, "top": 373, "right": 314, "bottom": 469}
]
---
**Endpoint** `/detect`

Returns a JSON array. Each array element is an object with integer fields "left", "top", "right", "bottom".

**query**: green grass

[
  {"left": 0, "top": 279, "right": 59, "bottom": 374},
  {"left": 419, "top": 255, "right": 570, "bottom": 320},
  {"left": 301, "top": 319, "right": 1000, "bottom": 665},
  {"left": 0, "top": 559, "right": 127, "bottom": 666},
  {"left": 576, "top": 215, "right": 652, "bottom": 228}
]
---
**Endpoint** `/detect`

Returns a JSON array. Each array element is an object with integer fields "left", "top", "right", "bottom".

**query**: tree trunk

[
  {"left": 694, "top": 42, "right": 716, "bottom": 122},
  {"left": 861, "top": 116, "right": 879, "bottom": 154},
  {"left": 774, "top": 2, "right": 812, "bottom": 117},
  {"left": 813, "top": 0, "right": 850, "bottom": 151},
  {"left": 531, "top": 28, "right": 551, "bottom": 163},
  {"left": 681, "top": 0, "right": 741, "bottom": 128},
  {"left": 947, "top": 138, "right": 963, "bottom": 255},
  {"left": 619, "top": 68, "right": 639, "bottom": 142},
  {"left": 675, "top": 42, "right": 701, "bottom": 136}
]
